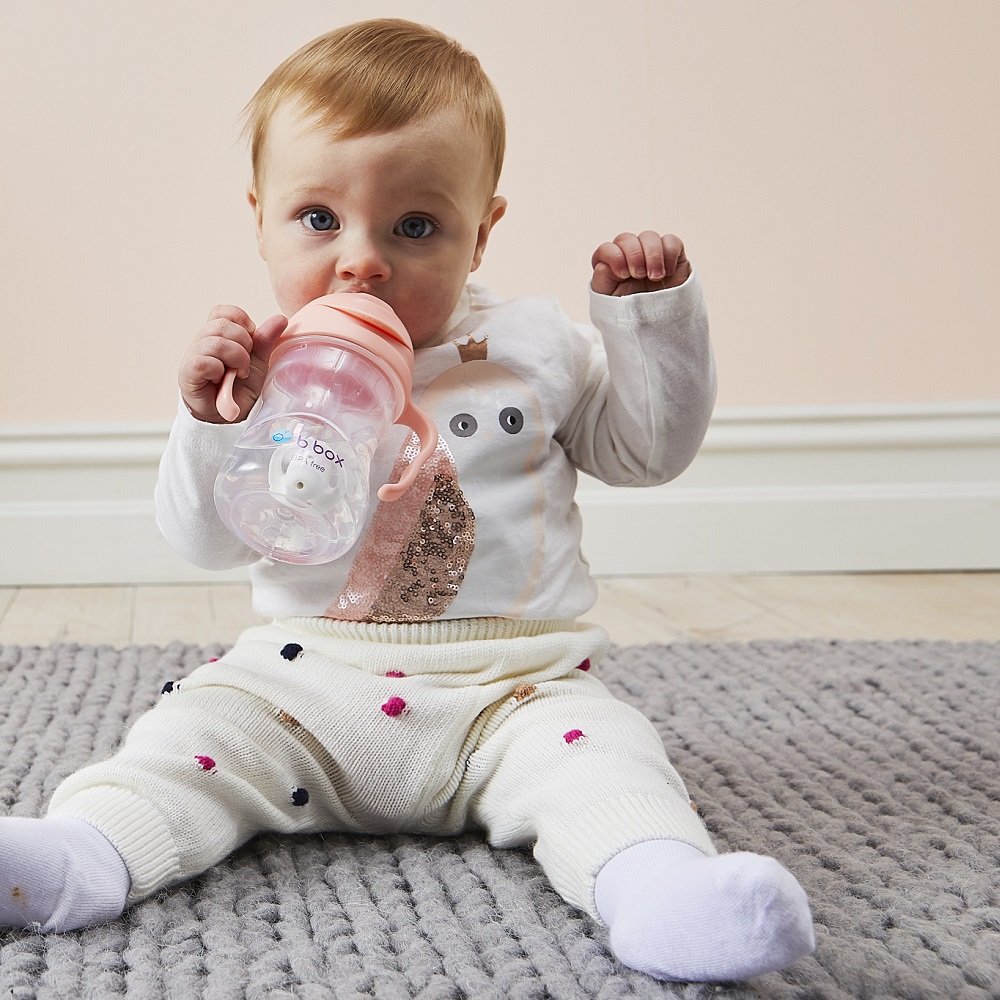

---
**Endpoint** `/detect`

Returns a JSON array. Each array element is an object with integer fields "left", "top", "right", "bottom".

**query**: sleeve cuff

[{"left": 588, "top": 270, "right": 704, "bottom": 335}]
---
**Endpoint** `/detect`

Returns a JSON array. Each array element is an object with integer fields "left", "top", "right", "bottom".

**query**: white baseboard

[
  {"left": 578, "top": 401, "right": 1000, "bottom": 574},
  {"left": 2, "top": 402, "right": 998, "bottom": 585}
]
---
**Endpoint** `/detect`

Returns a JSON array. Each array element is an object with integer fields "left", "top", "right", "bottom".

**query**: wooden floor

[{"left": 0, "top": 573, "right": 997, "bottom": 647}]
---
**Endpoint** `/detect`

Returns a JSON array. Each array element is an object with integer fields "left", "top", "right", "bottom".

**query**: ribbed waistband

[{"left": 272, "top": 616, "right": 583, "bottom": 646}]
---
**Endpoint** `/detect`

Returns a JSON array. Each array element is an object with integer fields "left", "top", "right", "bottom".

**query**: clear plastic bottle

[{"left": 213, "top": 293, "right": 437, "bottom": 565}]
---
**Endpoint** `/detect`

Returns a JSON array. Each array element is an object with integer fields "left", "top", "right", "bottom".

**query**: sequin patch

[{"left": 324, "top": 438, "right": 474, "bottom": 622}]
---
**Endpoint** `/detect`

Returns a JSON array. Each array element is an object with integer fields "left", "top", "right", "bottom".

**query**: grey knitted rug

[{"left": 0, "top": 640, "right": 997, "bottom": 1000}]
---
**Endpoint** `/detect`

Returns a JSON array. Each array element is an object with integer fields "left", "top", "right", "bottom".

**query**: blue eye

[
  {"left": 302, "top": 209, "right": 337, "bottom": 232},
  {"left": 397, "top": 216, "right": 435, "bottom": 239}
]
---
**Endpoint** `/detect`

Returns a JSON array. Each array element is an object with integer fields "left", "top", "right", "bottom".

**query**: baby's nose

[{"left": 335, "top": 233, "right": 390, "bottom": 281}]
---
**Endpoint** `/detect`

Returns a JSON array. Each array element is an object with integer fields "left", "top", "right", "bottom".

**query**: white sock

[
  {"left": 0, "top": 816, "right": 131, "bottom": 932},
  {"left": 594, "top": 839, "right": 815, "bottom": 982}
]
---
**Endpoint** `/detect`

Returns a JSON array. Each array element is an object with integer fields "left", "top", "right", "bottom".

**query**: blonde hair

[{"left": 243, "top": 18, "right": 506, "bottom": 195}]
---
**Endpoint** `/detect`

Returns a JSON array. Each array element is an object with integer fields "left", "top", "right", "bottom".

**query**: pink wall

[{"left": 2, "top": 1, "right": 997, "bottom": 422}]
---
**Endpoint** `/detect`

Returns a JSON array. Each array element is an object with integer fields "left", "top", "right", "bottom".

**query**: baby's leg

[
  {"left": 2, "top": 683, "right": 339, "bottom": 931},
  {"left": 466, "top": 675, "right": 814, "bottom": 982}
]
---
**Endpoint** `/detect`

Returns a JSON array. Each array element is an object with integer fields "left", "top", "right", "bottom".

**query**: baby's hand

[
  {"left": 179, "top": 306, "right": 288, "bottom": 423},
  {"left": 591, "top": 231, "right": 691, "bottom": 296}
]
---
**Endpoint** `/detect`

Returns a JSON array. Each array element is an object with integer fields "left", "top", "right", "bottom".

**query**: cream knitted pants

[{"left": 48, "top": 617, "right": 714, "bottom": 919}]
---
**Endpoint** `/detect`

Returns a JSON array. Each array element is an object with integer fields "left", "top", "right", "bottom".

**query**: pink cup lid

[{"left": 277, "top": 293, "right": 416, "bottom": 399}]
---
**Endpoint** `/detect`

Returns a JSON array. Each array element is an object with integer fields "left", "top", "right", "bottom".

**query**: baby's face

[{"left": 250, "top": 102, "right": 505, "bottom": 347}]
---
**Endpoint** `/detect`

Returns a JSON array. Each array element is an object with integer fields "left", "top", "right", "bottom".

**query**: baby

[{"left": 0, "top": 19, "right": 815, "bottom": 983}]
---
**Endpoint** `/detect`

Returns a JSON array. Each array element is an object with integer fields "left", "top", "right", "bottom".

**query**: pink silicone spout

[{"left": 275, "top": 293, "right": 438, "bottom": 501}]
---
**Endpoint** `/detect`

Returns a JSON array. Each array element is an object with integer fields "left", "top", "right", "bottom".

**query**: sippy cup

[{"left": 213, "top": 293, "right": 438, "bottom": 565}]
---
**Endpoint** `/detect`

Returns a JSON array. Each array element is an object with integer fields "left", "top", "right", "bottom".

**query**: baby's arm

[
  {"left": 155, "top": 305, "right": 288, "bottom": 569},
  {"left": 557, "top": 230, "right": 715, "bottom": 486},
  {"left": 179, "top": 305, "right": 287, "bottom": 423}
]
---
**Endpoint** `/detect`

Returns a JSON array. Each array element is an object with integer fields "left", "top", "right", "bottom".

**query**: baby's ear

[
  {"left": 247, "top": 186, "right": 266, "bottom": 258},
  {"left": 471, "top": 195, "right": 507, "bottom": 272}
]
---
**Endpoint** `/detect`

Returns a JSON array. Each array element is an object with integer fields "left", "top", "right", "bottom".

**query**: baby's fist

[{"left": 591, "top": 231, "right": 691, "bottom": 296}]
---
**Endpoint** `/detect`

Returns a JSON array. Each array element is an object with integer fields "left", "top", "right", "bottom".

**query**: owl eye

[
  {"left": 449, "top": 413, "right": 478, "bottom": 437},
  {"left": 499, "top": 407, "right": 524, "bottom": 434}
]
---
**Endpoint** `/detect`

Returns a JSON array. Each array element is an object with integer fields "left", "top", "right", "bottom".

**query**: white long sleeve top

[{"left": 155, "top": 277, "right": 715, "bottom": 622}]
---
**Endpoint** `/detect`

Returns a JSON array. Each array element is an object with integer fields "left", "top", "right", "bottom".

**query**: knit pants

[{"left": 48, "top": 617, "right": 714, "bottom": 919}]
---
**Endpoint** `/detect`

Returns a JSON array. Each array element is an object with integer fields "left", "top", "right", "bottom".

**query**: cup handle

[
  {"left": 377, "top": 403, "right": 440, "bottom": 502},
  {"left": 216, "top": 369, "right": 241, "bottom": 422}
]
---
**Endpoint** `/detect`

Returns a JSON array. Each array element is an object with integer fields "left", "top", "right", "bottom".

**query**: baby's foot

[
  {"left": 595, "top": 839, "right": 815, "bottom": 982},
  {"left": 0, "top": 816, "right": 130, "bottom": 932}
]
